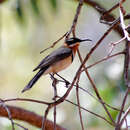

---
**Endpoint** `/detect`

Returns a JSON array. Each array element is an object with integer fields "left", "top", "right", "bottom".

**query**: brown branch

[
  {"left": 124, "top": 41, "right": 130, "bottom": 87},
  {"left": 115, "top": 88, "right": 129, "bottom": 130},
  {"left": 76, "top": 76, "right": 84, "bottom": 130},
  {"left": 2, "top": 96, "right": 121, "bottom": 126},
  {"left": 46, "top": 20, "right": 121, "bottom": 128},
  {"left": 83, "top": 0, "right": 124, "bottom": 37},
  {"left": 101, "top": 2, "right": 123, "bottom": 18},
  {"left": 57, "top": 96, "right": 114, "bottom": 126},
  {"left": 120, "top": 107, "right": 130, "bottom": 127},
  {"left": 13, "top": 122, "right": 28, "bottom": 130},
  {"left": 42, "top": 105, "right": 52, "bottom": 130},
  {"left": 82, "top": 51, "right": 125, "bottom": 71},
  {"left": 77, "top": 49, "right": 115, "bottom": 124},
  {"left": 39, "top": 0, "right": 85, "bottom": 115},
  {"left": 52, "top": 75, "right": 58, "bottom": 130},
  {"left": 54, "top": 74, "right": 122, "bottom": 112},
  {"left": 0, "top": 105, "right": 66, "bottom": 130},
  {"left": 3, "top": 98, "right": 50, "bottom": 105},
  {"left": 66, "top": 0, "right": 84, "bottom": 38},
  {"left": 40, "top": 32, "right": 67, "bottom": 54},
  {"left": 114, "top": 1, "right": 130, "bottom": 129},
  {"left": 74, "top": 20, "right": 122, "bottom": 124}
]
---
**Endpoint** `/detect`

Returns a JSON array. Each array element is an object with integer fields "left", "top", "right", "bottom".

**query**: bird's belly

[{"left": 44, "top": 56, "right": 72, "bottom": 74}]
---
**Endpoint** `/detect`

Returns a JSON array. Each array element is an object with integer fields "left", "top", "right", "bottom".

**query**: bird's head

[{"left": 65, "top": 37, "right": 91, "bottom": 47}]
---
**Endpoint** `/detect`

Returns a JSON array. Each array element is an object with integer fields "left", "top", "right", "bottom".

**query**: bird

[{"left": 22, "top": 37, "right": 91, "bottom": 93}]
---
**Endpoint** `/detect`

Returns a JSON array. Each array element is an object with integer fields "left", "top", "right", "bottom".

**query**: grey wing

[{"left": 33, "top": 46, "right": 72, "bottom": 71}]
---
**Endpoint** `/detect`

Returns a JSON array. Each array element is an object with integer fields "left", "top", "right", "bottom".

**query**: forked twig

[
  {"left": 116, "top": 88, "right": 129, "bottom": 129},
  {"left": 108, "top": 37, "right": 126, "bottom": 56},
  {"left": 77, "top": 49, "right": 115, "bottom": 124},
  {"left": 53, "top": 74, "right": 122, "bottom": 112},
  {"left": 57, "top": 96, "right": 114, "bottom": 126},
  {"left": 100, "top": 0, "right": 125, "bottom": 24},
  {"left": 81, "top": 51, "right": 125, "bottom": 71},
  {"left": 120, "top": 106, "right": 130, "bottom": 127}
]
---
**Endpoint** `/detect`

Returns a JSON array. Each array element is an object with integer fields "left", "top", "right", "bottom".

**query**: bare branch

[
  {"left": 0, "top": 105, "right": 66, "bottom": 130},
  {"left": 3, "top": 98, "right": 49, "bottom": 105},
  {"left": 81, "top": 51, "right": 124, "bottom": 71},
  {"left": 57, "top": 96, "right": 114, "bottom": 126},
  {"left": 115, "top": 88, "right": 129, "bottom": 130},
  {"left": 120, "top": 106, "right": 130, "bottom": 127},
  {"left": 55, "top": 73, "right": 122, "bottom": 112},
  {"left": 124, "top": 41, "right": 130, "bottom": 87},
  {"left": 66, "top": 0, "right": 84, "bottom": 38},
  {"left": 76, "top": 75, "right": 84, "bottom": 130},
  {"left": 40, "top": 32, "right": 67, "bottom": 54}
]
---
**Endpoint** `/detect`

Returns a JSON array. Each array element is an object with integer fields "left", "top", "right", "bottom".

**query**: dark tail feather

[{"left": 22, "top": 69, "right": 45, "bottom": 93}]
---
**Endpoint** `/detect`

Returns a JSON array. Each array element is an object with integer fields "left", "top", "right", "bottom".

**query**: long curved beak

[{"left": 80, "top": 39, "right": 92, "bottom": 42}]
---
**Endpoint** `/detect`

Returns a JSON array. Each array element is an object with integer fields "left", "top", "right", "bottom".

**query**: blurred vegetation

[{"left": 0, "top": 0, "right": 130, "bottom": 130}]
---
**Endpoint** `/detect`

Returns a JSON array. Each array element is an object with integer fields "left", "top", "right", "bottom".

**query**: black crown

[{"left": 65, "top": 38, "right": 82, "bottom": 45}]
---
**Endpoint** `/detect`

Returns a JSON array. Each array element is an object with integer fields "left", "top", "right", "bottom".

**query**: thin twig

[
  {"left": 120, "top": 106, "right": 130, "bottom": 127},
  {"left": 124, "top": 41, "right": 130, "bottom": 87},
  {"left": 14, "top": 122, "right": 28, "bottom": 130},
  {"left": 84, "top": 0, "right": 124, "bottom": 37},
  {"left": 52, "top": 74, "right": 58, "bottom": 130},
  {"left": 77, "top": 50, "right": 115, "bottom": 124},
  {"left": 3, "top": 94, "right": 122, "bottom": 114},
  {"left": 114, "top": 1, "right": 130, "bottom": 129},
  {"left": 100, "top": 0, "right": 125, "bottom": 24},
  {"left": 56, "top": 73, "right": 122, "bottom": 114},
  {"left": 76, "top": 75, "right": 84, "bottom": 130},
  {"left": 116, "top": 88, "right": 129, "bottom": 130},
  {"left": 47, "top": 21, "right": 122, "bottom": 123},
  {"left": 108, "top": 37, "right": 126, "bottom": 56},
  {"left": 87, "top": 70, "right": 115, "bottom": 123},
  {"left": 42, "top": 74, "right": 58, "bottom": 130},
  {"left": 66, "top": 0, "right": 84, "bottom": 38},
  {"left": 3, "top": 98, "right": 49, "bottom": 105},
  {"left": 0, "top": 99, "right": 15, "bottom": 130},
  {"left": 41, "top": 0, "right": 84, "bottom": 112},
  {"left": 42, "top": 105, "right": 52, "bottom": 130},
  {"left": 82, "top": 51, "right": 124, "bottom": 71},
  {"left": 124, "top": 118, "right": 128, "bottom": 130},
  {"left": 53, "top": 75, "right": 122, "bottom": 112},
  {"left": 40, "top": 32, "right": 67, "bottom": 54},
  {"left": 57, "top": 96, "right": 114, "bottom": 126}
]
